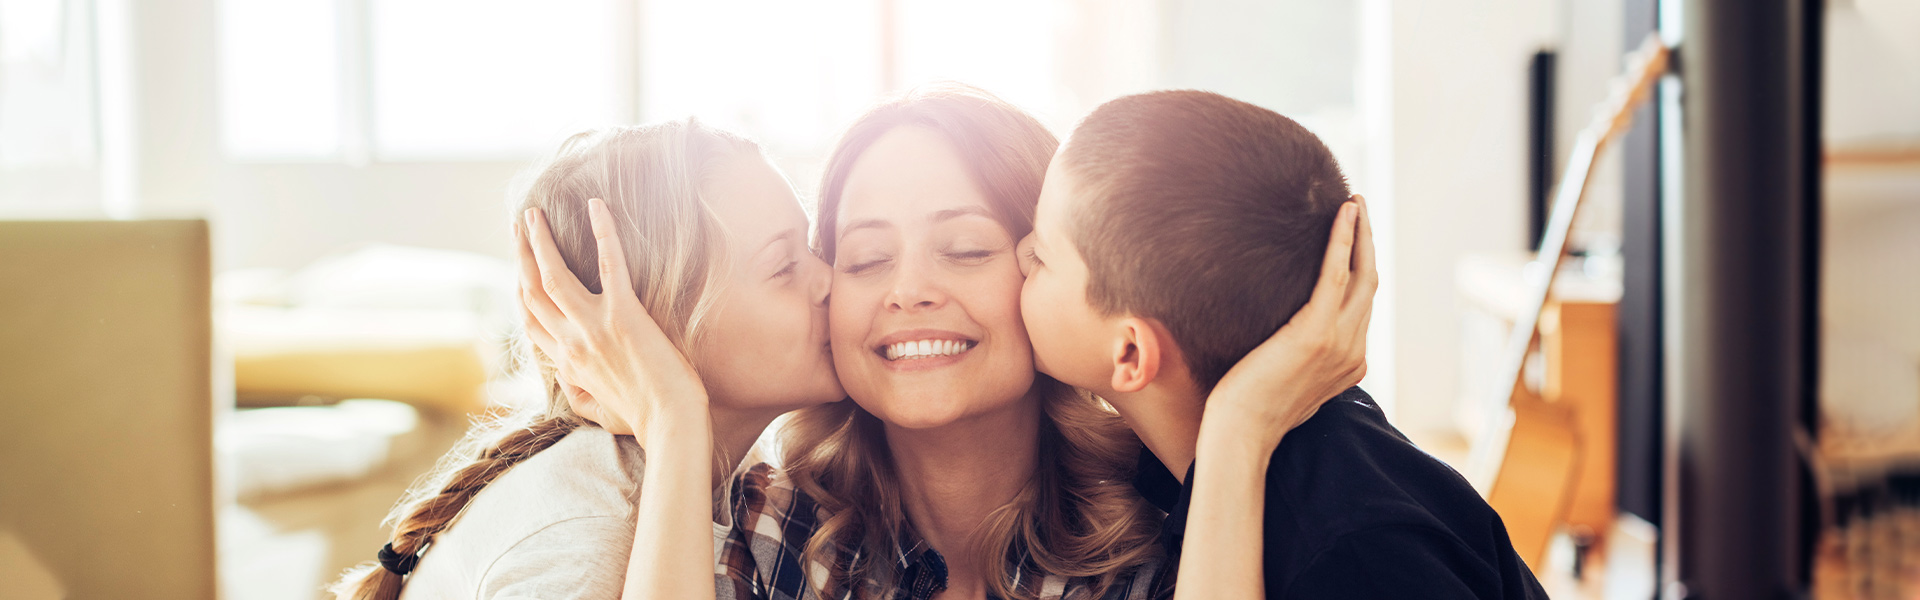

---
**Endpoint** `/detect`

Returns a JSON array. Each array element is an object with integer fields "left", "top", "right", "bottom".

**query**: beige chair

[{"left": 0, "top": 220, "right": 216, "bottom": 599}]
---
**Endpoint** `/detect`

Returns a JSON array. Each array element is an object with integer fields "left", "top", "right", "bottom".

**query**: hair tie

[{"left": 378, "top": 542, "right": 421, "bottom": 576}]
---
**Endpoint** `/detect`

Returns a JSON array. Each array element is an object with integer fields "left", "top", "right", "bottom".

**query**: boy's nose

[{"left": 805, "top": 255, "right": 832, "bottom": 307}]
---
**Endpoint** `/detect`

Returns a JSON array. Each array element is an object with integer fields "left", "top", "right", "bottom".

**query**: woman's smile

[{"left": 872, "top": 328, "right": 981, "bottom": 371}]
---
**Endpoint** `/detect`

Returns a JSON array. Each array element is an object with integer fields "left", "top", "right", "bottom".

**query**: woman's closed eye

[
  {"left": 946, "top": 248, "right": 995, "bottom": 264},
  {"left": 843, "top": 256, "right": 891, "bottom": 275},
  {"left": 771, "top": 260, "right": 798, "bottom": 280}
]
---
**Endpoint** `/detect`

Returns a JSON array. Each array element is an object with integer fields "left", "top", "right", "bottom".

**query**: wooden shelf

[{"left": 1827, "top": 146, "right": 1920, "bottom": 169}]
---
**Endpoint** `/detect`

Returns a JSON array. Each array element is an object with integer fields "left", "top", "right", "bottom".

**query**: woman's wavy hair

[
  {"left": 330, "top": 119, "right": 758, "bottom": 600},
  {"left": 781, "top": 83, "right": 1164, "bottom": 600}
]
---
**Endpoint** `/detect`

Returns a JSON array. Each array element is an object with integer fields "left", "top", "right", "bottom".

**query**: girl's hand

[
  {"left": 1205, "top": 195, "right": 1377, "bottom": 451},
  {"left": 516, "top": 199, "right": 709, "bottom": 444}
]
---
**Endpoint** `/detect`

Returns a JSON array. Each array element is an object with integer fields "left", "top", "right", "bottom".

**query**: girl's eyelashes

[
  {"left": 771, "top": 260, "right": 797, "bottom": 280},
  {"left": 1022, "top": 247, "right": 1043, "bottom": 268}
]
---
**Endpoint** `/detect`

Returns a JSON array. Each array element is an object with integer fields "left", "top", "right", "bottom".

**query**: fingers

[
  {"left": 516, "top": 226, "right": 570, "bottom": 331},
  {"left": 1340, "top": 195, "right": 1380, "bottom": 335},
  {"left": 524, "top": 208, "right": 590, "bottom": 315},
  {"left": 1349, "top": 194, "right": 1380, "bottom": 301},
  {"left": 521, "top": 302, "right": 560, "bottom": 356},
  {"left": 586, "top": 198, "right": 636, "bottom": 299},
  {"left": 1306, "top": 201, "right": 1359, "bottom": 311},
  {"left": 560, "top": 379, "right": 635, "bottom": 436},
  {"left": 561, "top": 382, "right": 606, "bottom": 425}
]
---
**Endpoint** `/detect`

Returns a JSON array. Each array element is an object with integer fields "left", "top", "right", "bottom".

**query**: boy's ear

[{"left": 1109, "top": 316, "right": 1164, "bottom": 393}]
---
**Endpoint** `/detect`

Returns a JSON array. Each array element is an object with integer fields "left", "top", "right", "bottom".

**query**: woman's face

[
  {"left": 828, "top": 126, "right": 1037, "bottom": 429},
  {"left": 689, "top": 154, "right": 845, "bottom": 412}
]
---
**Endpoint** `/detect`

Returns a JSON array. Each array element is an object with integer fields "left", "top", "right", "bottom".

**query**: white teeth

[{"left": 883, "top": 339, "right": 973, "bottom": 361}]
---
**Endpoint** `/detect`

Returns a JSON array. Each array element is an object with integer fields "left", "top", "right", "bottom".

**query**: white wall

[{"left": 1383, "top": 0, "right": 1552, "bottom": 432}]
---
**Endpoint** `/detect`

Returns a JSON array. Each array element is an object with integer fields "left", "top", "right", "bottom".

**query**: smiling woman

[{"left": 768, "top": 83, "right": 1164, "bottom": 600}]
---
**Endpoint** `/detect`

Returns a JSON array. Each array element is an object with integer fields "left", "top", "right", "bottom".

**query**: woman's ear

[{"left": 1109, "top": 316, "right": 1163, "bottom": 393}]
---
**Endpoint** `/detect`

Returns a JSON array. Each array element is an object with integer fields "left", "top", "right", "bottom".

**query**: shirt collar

[
  {"left": 889, "top": 521, "right": 1061, "bottom": 600},
  {"left": 889, "top": 524, "right": 948, "bottom": 600}
]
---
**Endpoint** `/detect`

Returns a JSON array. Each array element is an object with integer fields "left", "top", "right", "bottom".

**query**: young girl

[{"left": 331, "top": 119, "right": 844, "bottom": 599}]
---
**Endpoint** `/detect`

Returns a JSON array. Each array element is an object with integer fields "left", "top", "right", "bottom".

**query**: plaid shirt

[{"left": 718, "top": 463, "right": 1168, "bottom": 600}]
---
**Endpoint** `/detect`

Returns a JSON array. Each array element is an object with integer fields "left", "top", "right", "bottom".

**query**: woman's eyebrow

[
  {"left": 837, "top": 218, "right": 892, "bottom": 241},
  {"left": 930, "top": 206, "right": 993, "bottom": 223},
  {"left": 837, "top": 205, "right": 992, "bottom": 241}
]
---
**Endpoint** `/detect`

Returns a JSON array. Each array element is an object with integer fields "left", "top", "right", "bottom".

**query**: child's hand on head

[
  {"left": 1206, "top": 195, "right": 1377, "bottom": 451},
  {"left": 516, "top": 199, "right": 710, "bottom": 445}
]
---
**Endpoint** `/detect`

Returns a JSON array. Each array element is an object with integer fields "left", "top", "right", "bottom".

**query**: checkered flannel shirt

[{"left": 716, "top": 463, "right": 1169, "bottom": 600}]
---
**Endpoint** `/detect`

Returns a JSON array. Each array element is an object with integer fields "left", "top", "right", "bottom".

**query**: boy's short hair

[{"left": 1060, "top": 90, "right": 1350, "bottom": 391}]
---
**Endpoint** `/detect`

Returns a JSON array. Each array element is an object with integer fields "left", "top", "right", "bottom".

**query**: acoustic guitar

[{"left": 1468, "top": 34, "right": 1672, "bottom": 569}]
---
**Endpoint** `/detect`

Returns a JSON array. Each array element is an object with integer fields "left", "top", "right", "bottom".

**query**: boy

[{"left": 1017, "top": 90, "right": 1547, "bottom": 599}]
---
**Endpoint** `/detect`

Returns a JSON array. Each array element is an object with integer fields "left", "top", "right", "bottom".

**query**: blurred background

[{"left": 0, "top": 0, "right": 1915, "bottom": 598}]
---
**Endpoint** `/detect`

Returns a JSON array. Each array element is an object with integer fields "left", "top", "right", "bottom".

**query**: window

[
  {"left": 218, "top": 0, "right": 340, "bottom": 160},
  {"left": 218, "top": 0, "right": 630, "bottom": 162},
  {"left": 1, "top": 0, "right": 97, "bottom": 168},
  {"left": 894, "top": 0, "right": 1056, "bottom": 123},
  {"left": 639, "top": 0, "right": 880, "bottom": 155},
  {"left": 214, "top": 0, "right": 1081, "bottom": 164},
  {"left": 371, "top": 0, "right": 626, "bottom": 160}
]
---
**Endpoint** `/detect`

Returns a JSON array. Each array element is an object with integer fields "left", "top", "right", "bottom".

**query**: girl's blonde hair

[
  {"left": 331, "top": 119, "right": 759, "bottom": 600},
  {"left": 783, "top": 83, "right": 1164, "bottom": 600}
]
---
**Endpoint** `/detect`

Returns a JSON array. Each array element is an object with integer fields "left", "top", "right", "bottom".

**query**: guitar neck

[{"left": 1466, "top": 35, "right": 1671, "bottom": 491}]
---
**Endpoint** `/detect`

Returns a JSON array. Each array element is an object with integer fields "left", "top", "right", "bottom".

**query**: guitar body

[{"left": 1488, "top": 379, "right": 1584, "bottom": 573}]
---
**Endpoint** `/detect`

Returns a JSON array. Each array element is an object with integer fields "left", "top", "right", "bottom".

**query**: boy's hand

[
  {"left": 516, "top": 199, "right": 710, "bottom": 445},
  {"left": 1206, "top": 195, "right": 1376, "bottom": 452}
]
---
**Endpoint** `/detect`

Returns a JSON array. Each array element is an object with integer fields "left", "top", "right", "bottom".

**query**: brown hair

[
  {"left": 330, "top": 119, "right": 759, "bottom": 600},
  {"left": 1060, "top": 90, "right": 1350, "bottom": 391},
  {"left": 782, "top": 82, "right": 1163, "bottom": 600}
]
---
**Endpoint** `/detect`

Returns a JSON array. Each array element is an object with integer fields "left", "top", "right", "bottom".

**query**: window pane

[
  {"left": 641, "top": 0, "right": 881, "bottom": 157},
  {"left": 895, "top": 0, "right": 1056, "bottom": 122},
  {"left": 371, "top": 0, "right": 624, "bottom": 160},
  {"left": 218, "top": 0, "right": 341, "bottom": 160},
  {"left": 1, "top": 0, "right": 98, "bottom": 167}
]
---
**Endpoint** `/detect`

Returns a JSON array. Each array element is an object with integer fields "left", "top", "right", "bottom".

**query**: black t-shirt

[{"left": 1133, "top": 386, "right": 1549, "bottom": 600}]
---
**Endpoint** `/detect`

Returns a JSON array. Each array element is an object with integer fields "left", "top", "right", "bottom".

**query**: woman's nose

[{"left": 884, "top": 255, "right": 947, "bottom": 312}]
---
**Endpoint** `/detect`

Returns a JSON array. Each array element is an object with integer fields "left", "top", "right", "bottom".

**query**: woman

[
  {"left": 523, "top": 84, "right": 1373, "bottom": 600},
  {"left": 773, "top": 85, "right": 1159, "bottom": 600},
  {"left": 331, "top": 119, "right": 844, "bottom": 599}
]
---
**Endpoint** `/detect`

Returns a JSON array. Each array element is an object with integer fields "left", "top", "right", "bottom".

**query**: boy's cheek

[
  {"left": 1028, "top": 326, "right": 1083, "bottom": 388},
  {"left": 1021, "top": 287, "right": 1067, "bottom": 372},
  {"left": 1023, "top": 290, "right": 1103, "bottom": 391}
]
